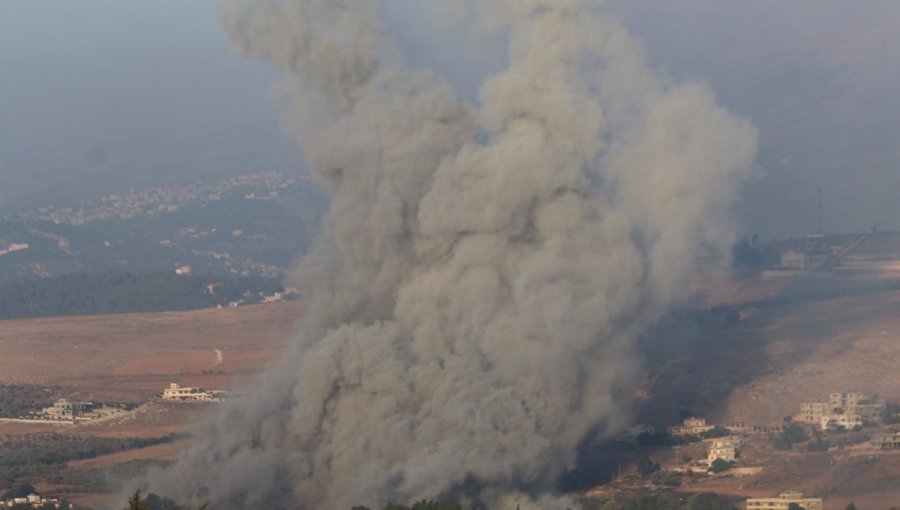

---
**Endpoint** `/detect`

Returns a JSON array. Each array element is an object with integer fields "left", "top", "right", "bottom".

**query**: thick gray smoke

[{"left": 146, "top": 0, "right": 756, "bottom": 508}]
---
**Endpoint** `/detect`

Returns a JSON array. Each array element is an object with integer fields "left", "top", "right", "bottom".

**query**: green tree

[
  {"left": 787, "top": 503, "right": 805, "bottom": 510},
  {"left": 410, "top": 501, "right": 464, "bottom": 510},
  {"left": 783, "top": 424, "right": 808, "bottom": 443},
  {"left": 635, "top": 455, "right": 659, "bottom": 476},
  {"left": 687, "top": 493, "right": 734, "bottom": 510},
  {"left": 1, "top": 483, "right": 36, "bottom": 499},
  {"left": 709, "top": 458, "right": 732, "bottom": 474},
  {"left": 127, "top": 490, "right": 152, "bottom": 510},
  {"left": 619, "top": 494, "right": 680, "bottom": 510},
  {"left": 844, "top": 504, "right": 857, "bottom": 510}
]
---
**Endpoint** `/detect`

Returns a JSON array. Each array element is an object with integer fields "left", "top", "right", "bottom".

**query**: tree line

[{"left": 0, "top": 271, "right": 290, "bottom": 320}]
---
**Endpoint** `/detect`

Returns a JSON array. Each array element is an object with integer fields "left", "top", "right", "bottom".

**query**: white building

[
  {"left": 708, "top": 445, "right": 736, "bottom": 466},
  {"left": 175, "top": 265, "right": 192, "bottom": 276},
  {"left": 707, "top": 436, "right": 742, "bottom": 466},
  {"left": 162, "top": 383, "right": 217, "bottom": 402},
  {"left": 780, "top": 250, "right": 808, "bottom": 270}
]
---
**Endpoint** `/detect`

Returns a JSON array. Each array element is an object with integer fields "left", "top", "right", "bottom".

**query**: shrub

[
  {"left": 635, "top": 455, "right": 660, "bottom": 476},
  {"left": 709, "top": 458, "right": 733, "bottom": 474}
]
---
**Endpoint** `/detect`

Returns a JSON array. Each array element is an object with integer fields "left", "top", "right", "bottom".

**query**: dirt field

[
  {"left": 0, "top": 301, "right": 303, "bottom": 401},
  {"left": 0, "top": 303, "right": 305, "bottom": 508},
  {"left": 4, "top": 278, "right": 900, "bottom": 507},
  {"left": 638, "top": 287, "right": 900, "bottom": 426}
]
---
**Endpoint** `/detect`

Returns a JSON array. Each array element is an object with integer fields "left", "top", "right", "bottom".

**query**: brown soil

[
  {"left": 68, "top": 439, "right": 193, "bottom": 470},
  {"left": 0, "top": 301, "right": 303, "bottom": 401}
]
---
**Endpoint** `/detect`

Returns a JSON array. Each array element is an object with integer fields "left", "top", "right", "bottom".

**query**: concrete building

[
  {"left": 871, "top": 432, "right": 900, "bottom": 450},
  {"left": 829, "top": 392, "right": 883, "bottom": 420},
  {"left": 798, "top": 392, "right": 883, "bottom": 425},
  {"left": 162, "top": 383, "right": 217, "bottom": 402},
  {"left": 725, "top": 422, "right": 784, "bottom": 435},
  {"left": 669, "top": 417, "right": 715, "bottom": 437},
  {"left": 780, "top": 250, "right": 808, "bottom": 270},
  {"left": 746, "top": 491, "right": 823, "bottom": 510},
  {"left": 43, "top": 399, "right": 93, "bottom": 419},
  {"left": 707, "top": 436, "right": 742, "bottom": 466},
  {"left": 1, "top": 492, "right": 71, "bottom": 509},
  {"left": 797, "top": 402, "right": 828, "bottom": 424},
  {"left": 820, "top": 414, "right": 862, "bottom": 431},
  {"left": 710, "top": 436, "right": 744, "bottom": 449},
  {"left": 175, "top": 265, "right": 192, "bottom": 276},
  {"left": 707, "top": 445, "right": 736, "bottom": 466}
]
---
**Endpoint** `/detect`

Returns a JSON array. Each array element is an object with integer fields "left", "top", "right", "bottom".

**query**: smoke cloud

[{"left": 145, "top": 0, "right": 756, "bottom": 508}]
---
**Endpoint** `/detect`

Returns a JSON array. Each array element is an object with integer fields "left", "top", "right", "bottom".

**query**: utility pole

[{"left": 817, "top": 186, "right": 823, "bottom": 234}]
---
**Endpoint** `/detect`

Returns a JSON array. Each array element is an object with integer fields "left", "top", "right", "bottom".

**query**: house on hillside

[
  {"left": 669, "top": 417, "right": 715, "bottom": 437},
  {"left": 42, "top": 399, "right": 93, "bottom": 420},
  {"left": 162, "top": 383, "right": 219, "bottom": 402},
  {"left": 797, "top": 402, "right": 829, "bottom": 424},
  {"left": 798, "top": 391, "right": 883, "bottom": 428}
]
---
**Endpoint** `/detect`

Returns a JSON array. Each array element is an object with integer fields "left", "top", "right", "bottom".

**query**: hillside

[
  {"left": 0, "top": 301, "right": 302, "bottom": 401},
  {"left": 0, "top": 170, "right": 326, "bottom": 283},
  {"left": 0, "top": 271, "right": 291, "bottom": 320},
  {"left": 638, "top": 284, "right": 900, "bottom": 426}
]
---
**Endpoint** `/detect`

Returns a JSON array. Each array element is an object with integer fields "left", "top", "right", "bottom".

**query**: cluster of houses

[
  {"left": 797, "top": 392, "right": 884, "bottom": 431},
  {"left": 33, "top": 399, "right": 126, "bottom": 423},
  {"left": 0, "top": 492, "right": 72, "bottom": 509},
  {"left": 667, "top": 417, "right": 785, "bottom": 439},
  {"left": 666, "top": 418, "right": 748, "bottom": 468}
]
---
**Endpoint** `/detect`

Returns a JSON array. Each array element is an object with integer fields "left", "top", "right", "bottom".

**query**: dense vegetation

[
  {"left": 0, "top": 271, "right": 291, "bottom": 319},
  {"left": 0, "top": 385, "right": 59, "bottom": 418},
  {"left": 581, "top": 493, "right": 736, "bottom": 510},
  {"left": 772, "top": 424, "right": 809, "bottom": 450},
  {"left": 0, "top": 433, "right": 186, "bottom": 488},
  {"left": 122, "top": 492, "right": 738, "bottom": 510}
]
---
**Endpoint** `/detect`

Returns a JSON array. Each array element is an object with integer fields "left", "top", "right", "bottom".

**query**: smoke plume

[{"left": 146, "top": 0, "right": 756, "bottom": 508}]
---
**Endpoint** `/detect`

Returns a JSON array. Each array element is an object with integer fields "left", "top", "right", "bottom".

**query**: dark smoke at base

[{"left": 140, "top": 1, "right": 757, "bottom": 508}]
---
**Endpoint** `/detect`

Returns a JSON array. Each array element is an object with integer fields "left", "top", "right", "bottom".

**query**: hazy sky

[{"left": 2, "top": 0, "right": 899, "bottom": 237}]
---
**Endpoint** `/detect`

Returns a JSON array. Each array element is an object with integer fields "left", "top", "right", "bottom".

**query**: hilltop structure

[{"left": 162, "top": 382, "right": 219, "bottom": 402}]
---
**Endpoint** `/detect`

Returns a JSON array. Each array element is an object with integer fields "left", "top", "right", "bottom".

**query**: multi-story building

[
  {"left": 707, "top": 436, "right": 742, "bottom": 466},
  {"left": 43, "top": 399, "right": 93, "bottom": 419},
  {"left": 797, "top": 402, "right": 828, "bottom": 424},
  {"left": 162, "top": 383, "right": 217, "bottom": 402},
  {"left": 798, "top": 392, "right": 884, "bottom": 425},
  {"left": 820, "top": 414, "right": 863, "bottom": 431},
  {"left": 669, "top": 417, "right": 715, "bottom": 437},
  {"left": 871, "top": 432, "right": 900, "bottom": 450},
  {"left": 707, "top": 445, "right": 736, "bottom": 466},
  {"left": 829, "top": 392, "right": 884, "bottom": 419},
  {"left": 746, "top": 491, "right": 823, "bottom": 510}
]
